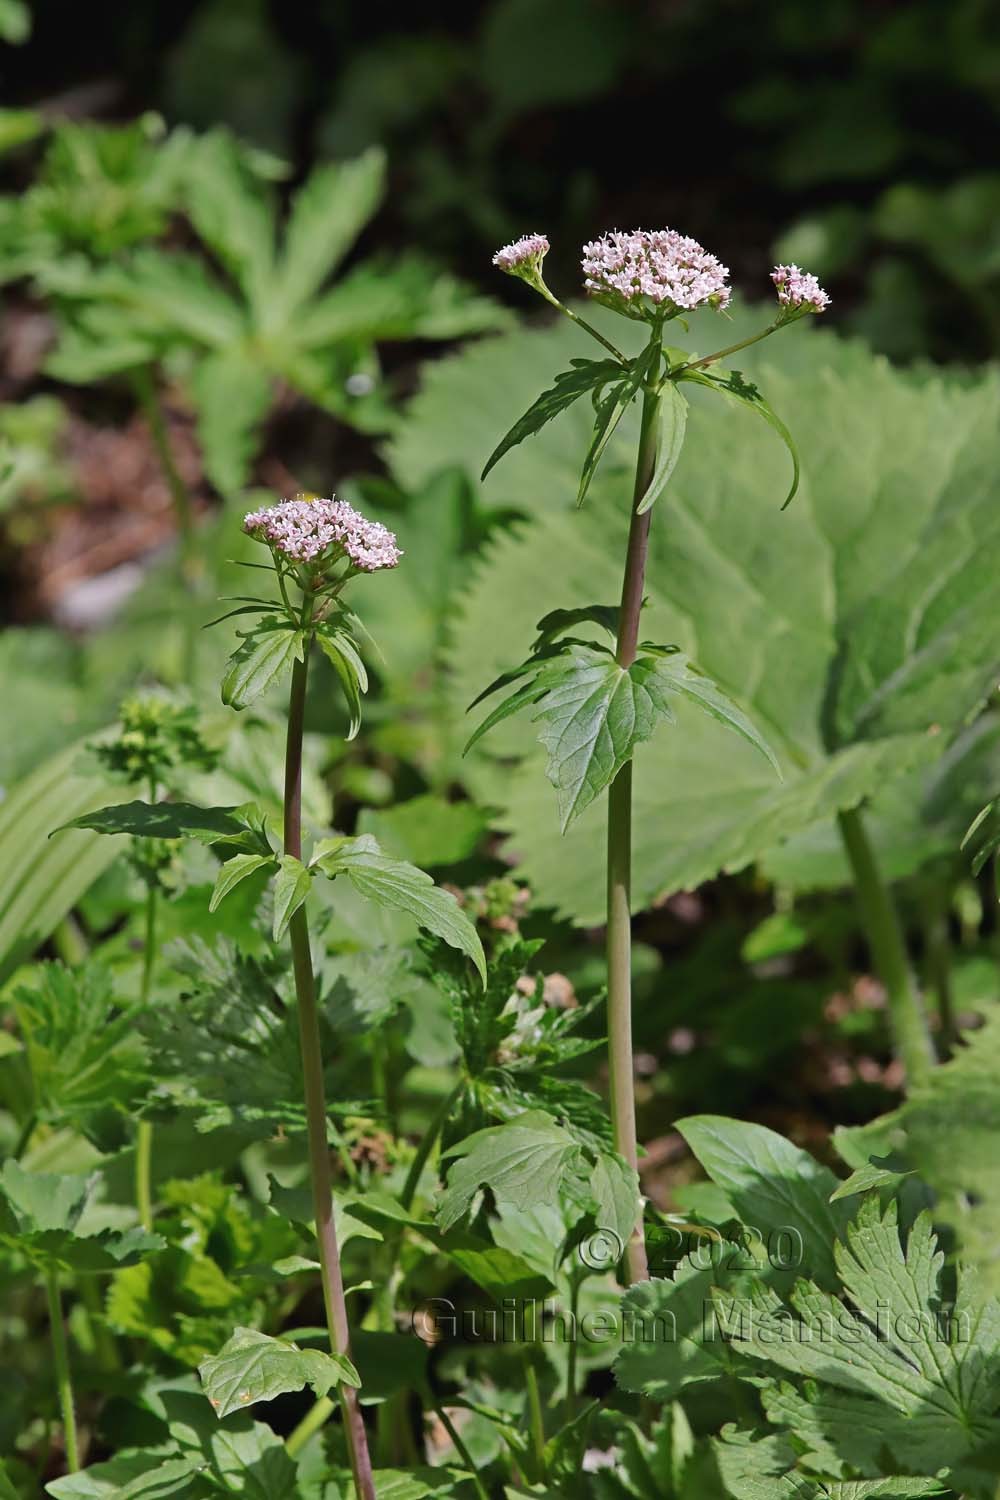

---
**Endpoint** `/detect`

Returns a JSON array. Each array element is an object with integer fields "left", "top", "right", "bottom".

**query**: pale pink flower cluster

[
  {"left": 243, "top": 496, "right": 401, "bottom": 571},
  {"left": 581, "top": 228, "right": 731, "bottom": 312},
  {"left": 492, "top": 233, "right": 549, "bottom": 273},
  {"left": 771, "top": 263, "right": 830, "bottom": 313}
]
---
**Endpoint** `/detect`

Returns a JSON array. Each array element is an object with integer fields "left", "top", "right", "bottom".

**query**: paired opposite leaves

[{"left": 467, "top": 627, "right": 777, "bottom": 831}]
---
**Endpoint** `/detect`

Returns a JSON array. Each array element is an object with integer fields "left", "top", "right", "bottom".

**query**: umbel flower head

[
  {"left": 492, "top": 232, "right": 550, "bottom": 282},
  {"left": 243, "top": 495, "right": 401, "bottom": 572},
  {"left": 581, "top": 228, "right": 731, "bottom": 318},
  {"left": 771, "top": 263, "right": 830, "bottom": 316}
]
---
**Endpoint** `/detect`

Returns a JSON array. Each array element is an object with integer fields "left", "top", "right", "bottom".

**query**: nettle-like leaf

[
  {"left": 8, "top": 960, "right": 149, "bottom": 1125},
  {"left": 713, "top": 1427, "right": 947, "bottom": 1500},
  {"left": 443, "top": 320, "right": 1000, "bottom": 920},
  {"left": 107, "top": 1174, "right": 302, "bottom": 1368},
  {"left": 467, "top": 618, "right": 777, "bottom": 831},
  {"left": 836, "top": 1006, "right": 1000, "bottom": 1294},
  {"left": 436, "top": 1107, "right": 640, "bottom": 1253},
  {"left": 423, "top": 935, "right": 608, "bottom": 1145},
  {"left": 0, "top": 1161, "right": 162, "bottom": 1274},
  {"left": 712, "top": 1199, "right": 1000, "bottom": 1485},
  {"left": 199, "top": 1326, "right": 359, "bottom": 1419},
  {"left": 144, "top": 938, "right": 369, "bottom": 1139},
  {"left": 44, "top": 132, "right": 506, "bottom": 495},
  {"left": 312, "top": 833, "right": 486, "bottom": 981}
]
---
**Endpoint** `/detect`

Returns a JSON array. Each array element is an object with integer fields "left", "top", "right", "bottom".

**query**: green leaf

[
  {"left": 45, "top": 1454, "right": 199, "bottom": 1499},
  {"left": 681, "top": 366, "right": 800, "bottom": 510},
  {"left": 836, "top": 1006, "right": 1000, "bottom": 1291},
  {"left": 314, "top": 835, "right": 486, "bottom": 982},
  {"left": 11, "top": 961, "right": 149, "bottom": 1123},
  {"left": 589, "top": 1152, "right": 642, "bottom": 1253},
  {"left": 316, "top": 623, "right": 368, "bottom": 740},
  {"left": 270, "top": 148, "right": 385, "bottom": 322},
  {"left": 636, "top": 379, "right": 688, "bottom": 515},
  {"left": 190, "top": 349, "right": 272, "bottom": 498},
  {"left": 481, "top": 357, "right": 624, "bottom": 482},
  {"left": 469, "top": 645, "right": 775, "bottom": 832},
  {"left": 185, "top": 131, "right": 275, "bottom": 317},
  {"left": 208, "top": 853, "right": 275, "bottom": 914},
  {"left": 677, "top": 1114, "right": 849, "bottom": 1290},
  {"left": 271, "top": 855, "right": 312, "bottom": 941},
  {"left": 199, "top": 1326, "right": 359, "bottom": 1418},
  {"left": 577, "top": 380, "right": 634, "bottom": 505},
  {"left": 0, "top": 1161, "right": 163, "bottom": 1273},
  {"left": 221, "top": 619, "right": 303, "bottom": 711},
  {"left": 713, "top": 1198, "right": 1000, "bottom": 1477},
  {"left": 0, "top": 736, "right": 129, "bottom": 985},
  {"left": 437, "top": 1111, "right": 584, "bottom": 1232},
  {"left": 57, "top": 800, "right": 250, "bottom": 844}
]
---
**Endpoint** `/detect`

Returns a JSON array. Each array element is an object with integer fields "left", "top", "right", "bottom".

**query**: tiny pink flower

[
  {"left": 771, "top": 263, "right": 830, "bottom": 314},
  {"left": 582, "top": 227, "right": 731, "bottom": 315},
  {"left": 243, "top": 495, "right": 401, "bottom": 572},
  {"left": 492, "top": 233, "right": 550, "bottom": 276}
]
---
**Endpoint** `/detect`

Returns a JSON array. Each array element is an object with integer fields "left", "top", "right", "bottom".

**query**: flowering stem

[
  {"left": 46, "top": 1270, "right": 80, "bottom": 1472},
  {"left": 837, "top": 806, "right": 934, "bottom": 1089},
  {"left": 672, "top": 322, "right": 780, "bottom": 376},
  {"left": 606, "top": 343, "right": 661, "bottom": 1286},
  {"left": 537, "top": 286, "right": 628, "bottom": 364},
  {"left": 284, "top": 643, "right": 375, "bottom": 1500},
  {"left": 136, "top": 779, "right": 158, "bottom": 1232}
]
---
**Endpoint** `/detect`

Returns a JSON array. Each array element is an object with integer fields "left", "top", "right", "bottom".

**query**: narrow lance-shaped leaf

[
  {"left": 209, "top": 852, "right": 275, "bottom": 913},
  {"left": 481, "top": 358, "right": 624, "bottom": 481},
  {"left": 316, "top": 624, "right": 368, "bottom": 741},
  {"left": 576, "top": 377, "right": 637, "bottom": 507},
  {"left": 55, "top": 800, "right": 253, "bottom": 843},
  {"left": 636, "top": 379, "right": 688, "bottom": 515},
  {"left": 680, "top": 367, "right": 799, "bottom": 509},
  {"left": 272, "top": 855, "right": 313, "bottom": 941}
]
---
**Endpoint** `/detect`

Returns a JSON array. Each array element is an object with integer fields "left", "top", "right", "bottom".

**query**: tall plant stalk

[
  {"left": 46, "top": 1270, "right": 80, "bottom": 1472},
  {"left": 837, "top": 806, "right": 934, "bottom": 1088},
  {"left": 607, "top": 352, "right": 661, "bottom": 1285},
  {"left": 284, "top": 646, "right": 376, "bottom": 1500},
  {"left": 135, "top": 775, "right": 158, "bottom": 1233}
]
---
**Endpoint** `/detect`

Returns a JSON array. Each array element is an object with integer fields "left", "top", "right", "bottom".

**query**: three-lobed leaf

[
  {"left": 313, "top": 833, "right": 486, "bottom": 982},
  {"left": 199, "top": 1326, "right": 359, "bottom": 1419},
  {"left": 468, "top": 643, "right": 777, "bottom": 831}
]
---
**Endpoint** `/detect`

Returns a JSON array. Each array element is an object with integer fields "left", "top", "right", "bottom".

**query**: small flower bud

[
  {"left": 492, "top": 233, "right": 550, "bottom": 285},
  {"left": 771, "top": 264, "right": 830, "bottom": 316}
]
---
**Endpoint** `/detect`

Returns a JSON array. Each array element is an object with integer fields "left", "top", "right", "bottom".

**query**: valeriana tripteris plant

[
  {"left": 58, "top": 495, "right": 485, "bottom": 1499},
  {"left": 474, "top": 228, "right": 830, "bottom": 1282}
]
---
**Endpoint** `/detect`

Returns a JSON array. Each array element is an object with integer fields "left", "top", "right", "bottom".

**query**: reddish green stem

[{"left": 284, "top": 648, "right": 375, "bottom": 1500}]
